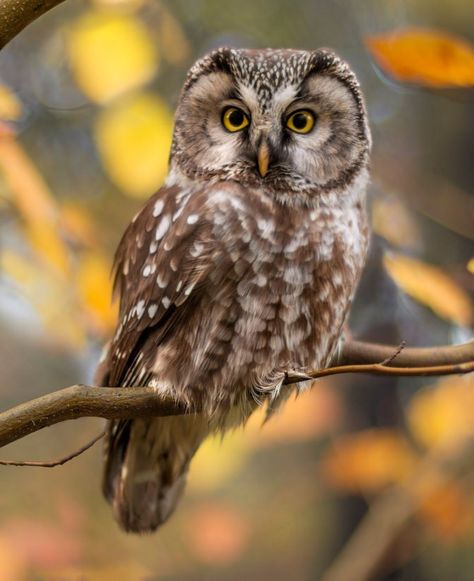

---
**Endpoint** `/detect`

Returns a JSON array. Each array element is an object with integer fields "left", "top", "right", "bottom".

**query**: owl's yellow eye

[
  {"left": 286, "top": 110, "right": 316, "bottom": 134},
  {"left": 222, "top": 107, "right": 249, "bottom": 132}
]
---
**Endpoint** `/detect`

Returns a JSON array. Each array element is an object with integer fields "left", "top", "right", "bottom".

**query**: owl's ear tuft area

[{"left": 183, "top": 47, "right": 234, "bottom": 91}]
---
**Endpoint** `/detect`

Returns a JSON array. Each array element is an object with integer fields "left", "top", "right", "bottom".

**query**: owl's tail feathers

[{"left": 103, "top": 415, "right": 209, "bottom": 534}]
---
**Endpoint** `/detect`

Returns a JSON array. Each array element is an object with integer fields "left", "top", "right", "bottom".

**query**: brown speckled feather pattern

[{"left": 97, "top": 46, "right": 371, "bottom": 533}]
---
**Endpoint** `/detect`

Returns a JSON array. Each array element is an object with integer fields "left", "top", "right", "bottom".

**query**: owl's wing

[{"left": 98, "top": 183, "right": 224, "bottom": 389}]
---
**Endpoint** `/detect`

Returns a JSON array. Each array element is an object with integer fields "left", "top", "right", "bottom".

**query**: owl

[{"left": 95, "top": 47, "right": 371, "bottom": 533}]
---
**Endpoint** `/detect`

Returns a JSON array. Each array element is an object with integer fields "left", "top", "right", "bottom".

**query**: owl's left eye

[
  {"left": 222, "top": 107, "right": 250, "bottom": 132},
  {"left": 286, "top": 110, "right": 316, "bottom": 134}
]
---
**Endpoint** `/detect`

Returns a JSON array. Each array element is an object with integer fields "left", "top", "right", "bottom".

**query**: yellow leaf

[
  {"left": 95, "top": 92, "right": 173, "bottom": 197},
  {"left": 0, "top": 84, "right": 21, "bottom": 121},
  {"left": 68, "top": 11, "right": 157, "bottom": 104},
  {"left": 407, "top": 376, "right": 474, "bottom": 450},
  {"left": 366, "top": 28, "right": 474, "bottom": 87},
  {"left": 322, "top": 429, "right": 417, "bottom": 494},
  {"left": 384, "top": 253, "right": 473, "bottom": 326},
  {"left": 76, "top": 251, "right": 117, "bottom": 335}
]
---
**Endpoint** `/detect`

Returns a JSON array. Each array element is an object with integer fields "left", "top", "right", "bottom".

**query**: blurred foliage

[
  {"left": 0, "top": 0, "right": 473, "bottom": 580},
  {"left": 366, "top": 28, "right": 474, "bottom": 87}
]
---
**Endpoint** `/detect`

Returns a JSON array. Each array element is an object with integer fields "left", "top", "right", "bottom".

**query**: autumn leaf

[
  {"left": 407, "top": 376, "right": 474, "bottom": 450},
  {"left": 322, "top": 429, "right": 417, "bottom": 494},
  {"left": 384, "top": 253, "right": 473, "bottom": 326},
  {"left": 95, "top": 92, "right": 173, "bottom": 197},
  {"left": 67, "top": 10, "right": 157, "bottom": 104},
  {"left": 366, "top": 28, "right": 474, "bottom": 87}
]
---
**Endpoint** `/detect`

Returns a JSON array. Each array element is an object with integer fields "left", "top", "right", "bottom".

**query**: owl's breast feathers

[{"left": 98, "top": 181, "right": 368, "bottom": 412}]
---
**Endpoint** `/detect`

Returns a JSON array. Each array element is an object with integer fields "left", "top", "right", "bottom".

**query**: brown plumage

[{"left": 96, "top": 47, "right": 371, "bottom": 533}]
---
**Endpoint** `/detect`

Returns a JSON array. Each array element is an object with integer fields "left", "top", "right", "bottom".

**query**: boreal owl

[{"left": 95, "top": 47, "right": 371, "bottom": 533}]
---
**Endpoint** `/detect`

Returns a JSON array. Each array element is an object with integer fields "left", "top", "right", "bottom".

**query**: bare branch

[
  {"left": 0, "top": 340, "right": 472, "bottom": 452},
  {"left": 0, "top": 384, "right": 186, "bottom": 448},
  {"left": 0, "top": 0, "right": 66, "bottom": 49}
]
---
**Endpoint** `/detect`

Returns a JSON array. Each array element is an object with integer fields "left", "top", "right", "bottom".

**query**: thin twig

[
  {"left": 0, "top": 430, "right": 106, "bottom": 467},
  {"left": 379, "top": 340, "right": 407, "bottom": 366}
]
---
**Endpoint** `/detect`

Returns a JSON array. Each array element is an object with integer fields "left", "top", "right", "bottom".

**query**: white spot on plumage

[
  {"left": 162, "top": 296, "right": 171, "bottom": 309},
  {"left": 157, "top": 273, "right": 168, "bottom": 289},
  {"left": 155, "top": 215, "right": 171, "bottom": 241},
  {"left": 135, "top": 300, "right": 145, "bottom": 319},
  {"left": 187, "top": 214, "right": 199, "bottom": 225},
  {"left": 153, "top": 199, "right": 164, "bottom": 217},
  {"left": 148, "top": 304, "right": 158, "bottom": 318}
]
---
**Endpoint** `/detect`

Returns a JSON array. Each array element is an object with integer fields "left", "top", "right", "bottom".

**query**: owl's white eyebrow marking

[
  {"left": 148, "top": 304, "right": 158, "bottom": 318},
  {"left": 155, "top": 215, "right": 171, "bottom": 240},
  {"left": 187, "top": 214, "right": 199, "bottom": 225},
  {"left": 152, "top": 199, "right": 164, "bottom": 217},
  {"left": 272, "top": 84, "right": 298, "bottom": 108}
]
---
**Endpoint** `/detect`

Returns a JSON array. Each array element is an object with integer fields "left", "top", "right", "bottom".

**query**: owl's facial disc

[{"left": 171, "top": 48, "right": 371, "bottom": 196}]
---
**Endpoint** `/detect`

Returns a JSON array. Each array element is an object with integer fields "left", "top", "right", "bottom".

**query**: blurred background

[{"left": 0, "top": 0, "right": 473, "bottom": 579}]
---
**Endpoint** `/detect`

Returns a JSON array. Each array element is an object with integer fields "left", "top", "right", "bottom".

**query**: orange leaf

[
  {"left": 322, "top": 429, "right": 417, "bottom": 494},
  {"left": 384, "top": 253, "right": 473, "bottom": 326},
  {"left": 366, "top": 28, "right": 474, "bottom": 87}
]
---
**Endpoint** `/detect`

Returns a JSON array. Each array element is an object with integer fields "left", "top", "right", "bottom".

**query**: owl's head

[{"left": 170, "top": 48, "right": 371, "bottom": 202}]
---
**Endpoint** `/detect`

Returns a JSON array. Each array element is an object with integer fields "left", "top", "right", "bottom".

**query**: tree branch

[
  {"left": 0, "top": 0, "right": 66, "bottom": 49},
  {"left": 0, "top": 340, "right": 472, "bottom": 451}
]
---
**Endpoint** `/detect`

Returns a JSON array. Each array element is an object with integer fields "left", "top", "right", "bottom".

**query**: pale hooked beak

[{"left": 257, "top": 140, "right": 270, "bottom": 177}]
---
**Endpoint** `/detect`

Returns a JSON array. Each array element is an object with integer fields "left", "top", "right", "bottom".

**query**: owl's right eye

[{"left": 222, "top": 107, "right": 250, "bottom": 132}]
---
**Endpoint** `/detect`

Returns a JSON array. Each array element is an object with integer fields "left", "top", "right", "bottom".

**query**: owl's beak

[{"left": 257, "top": 141, "right": 270, "bottom": 177}]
